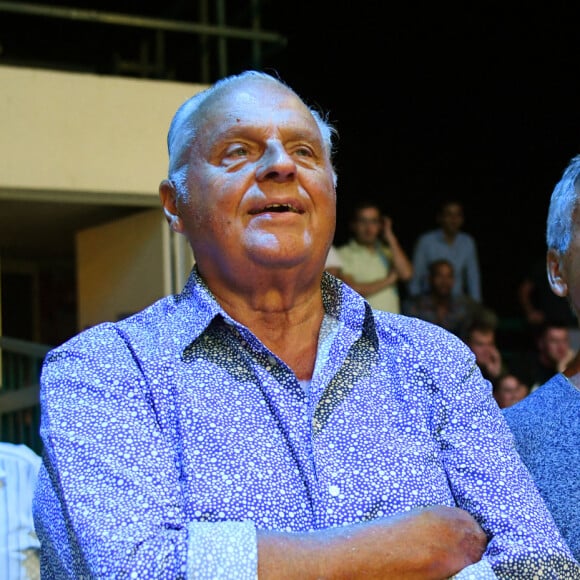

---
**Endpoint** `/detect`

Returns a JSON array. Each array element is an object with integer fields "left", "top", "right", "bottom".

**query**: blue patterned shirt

[
  {"left": 33, "top": 269, "right": 578, "bottom": 578},
  {"left": 503, "top": 373, "right": 580, "bottom": 563}
]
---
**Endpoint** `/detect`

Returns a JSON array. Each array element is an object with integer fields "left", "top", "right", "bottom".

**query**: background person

[
  {"left": 517, "top": 256, "right": 578, "bottom": 330},
  {"left": 403, "top": 258, "right": 495, "bottom": 338},
  {"left": 323, "top": 244, "right": 354, "bottom": 286},
  {"left": 510, "top": 321, "right": 575, "bottom": 393},
  {"left": 337, "top": 201, "right": 413, "bottom": 313},
  {"left": 0, "top": 442, "right": 41, "bottom": 580},
  {"left": 408, "top": 199, "right": 482, "bottom": 302},
  {"left": 462, "top": 318, "right": 506, "bottom": 382},
  {"left": 517, "top": 256, "right": 580, "bottom": 352},
  {"left": 33, "top": 71, "right": 578, "bottom": 579},
  {"left": 504, "top": 154, "right": 580, "bottom": 563}
]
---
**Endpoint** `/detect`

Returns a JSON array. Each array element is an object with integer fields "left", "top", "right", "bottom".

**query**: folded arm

[{"left": 258, "top": 506, "right": 487, "bottom": 580}]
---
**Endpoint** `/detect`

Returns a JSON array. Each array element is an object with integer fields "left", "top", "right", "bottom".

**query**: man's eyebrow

[
  {"left": 212, "top": 125, "right": 322, "bottom": 145},
  {"left": 287, "top": 128, "right": 322, "bottom": 141},
  {"left": 205, "top": 127, "right": 251, "bottom": 148}
]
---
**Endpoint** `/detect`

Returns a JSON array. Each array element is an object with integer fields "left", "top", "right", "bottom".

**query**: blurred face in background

[
  {"left": 438, "top": 202, "right": 464, "bottom": 237},
  {"left": 467, "top": 329, "right": 496, "bottom": 366},
  {"left": 494, "top": 374, "right": 528, "bottom": 409},
  {"left": 351, "top": 206, "right": 382, "bottom": 247},
  {"left": 537, "top": 327, "right": 570, "bottom": 366},
  {"left": 429, "top": 261, "right": 455, "bottom": 298}
]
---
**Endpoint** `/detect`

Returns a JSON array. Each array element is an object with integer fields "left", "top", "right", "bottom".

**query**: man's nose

[{"left": 256, "top": 142, "right": 296, "bottom": 182}]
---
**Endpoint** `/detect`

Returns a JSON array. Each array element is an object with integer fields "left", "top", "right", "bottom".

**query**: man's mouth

[{"left": 249, "top": 203, "right": 303, "bottom": 215}]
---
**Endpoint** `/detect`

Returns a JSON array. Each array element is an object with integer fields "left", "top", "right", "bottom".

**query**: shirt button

[{"left": 329, "top": 484, "right": 340, "bottom": 497}]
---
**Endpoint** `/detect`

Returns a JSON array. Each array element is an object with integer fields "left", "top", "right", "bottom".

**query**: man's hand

[
  {"left": 382, "top": 215, "right": 395, "bottom": 242},
  {"left": 258, "top": 505, "right": 488, "bottom": 579}
]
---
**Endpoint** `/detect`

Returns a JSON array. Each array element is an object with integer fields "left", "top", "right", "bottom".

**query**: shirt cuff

[
  {"left": 450, "top": 559, "right": 497, "bottom": 579},
  {"left": 187, "top": 520, "right": 257, "bottom": 579}
]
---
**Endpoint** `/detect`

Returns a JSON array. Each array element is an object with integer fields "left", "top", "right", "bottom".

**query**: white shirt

[{"left": 0, "top": 443, "right": 41, "bottom": 580}]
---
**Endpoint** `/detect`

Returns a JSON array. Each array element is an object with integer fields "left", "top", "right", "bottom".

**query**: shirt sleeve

[
  {"left": 33, "top": 325, "right": 258, "bottom": 579},
  {"left": 187, "top": 521, "right": 257, "bottom": 579},
  {"left": 432, "top": 358, "right": 578, "bottom": 577},
  {"left": 451, "top": 559, "right": 497, "bottom": 579}
]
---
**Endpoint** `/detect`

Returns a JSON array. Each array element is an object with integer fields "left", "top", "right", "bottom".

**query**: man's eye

[
  {"left": 295, "top": 147, "right": 313, "bottom": 157},
  {"left": 228, "top": 145, "right": 248, "bottom": 157}
]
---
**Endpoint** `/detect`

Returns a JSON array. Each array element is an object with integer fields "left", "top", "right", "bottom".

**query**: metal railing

[
  {"left": 0, "top": 1, "right": 287, "bottom": 82},
  {"left": 0, "top": 336, "right": 52, "bottom": 455}
]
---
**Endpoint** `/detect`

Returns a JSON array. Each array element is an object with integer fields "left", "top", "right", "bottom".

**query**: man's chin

[{"left": 249, "top": 252, "right": 309, "bottom": 270}]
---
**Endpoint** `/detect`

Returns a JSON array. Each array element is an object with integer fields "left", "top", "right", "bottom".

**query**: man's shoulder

[
  {"left": 44, "top": 291, "right": 194, "bottom": 366},
  {"left": 370, "top": 313, "right": 480, "bottom": 389},
  {"left": 457, "top": 231, "right": 477, "bottom": 245},
  {"left": 374, "top": 310, "right": 472, "bottom": 358},
  {"left": 337, "top": 239, "right": 362, "bottom": 253},
  {"left": 403, "top": 293, "right": 434, "bottom": 310},
  {"left": 503, "top": 374, "right": 571, "bottom": 423},
  {"left": 416, "top": 229, "right": 440, "bottom": 243},
  {"left": 503, "top": 375, "right": 580, "bottom": 464}
]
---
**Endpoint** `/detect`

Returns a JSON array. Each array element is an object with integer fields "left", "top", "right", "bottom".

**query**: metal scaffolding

[{"left": 0, "top": 0, "right": 287, "bottom": 82}]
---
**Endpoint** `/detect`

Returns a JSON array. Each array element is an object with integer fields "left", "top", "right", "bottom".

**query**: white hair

[
  {"left": 546, "top": 155, "right": 580, "bottom": 253},
  {"left": 166, "top": 70, "right": 338, "bottom": 199}
]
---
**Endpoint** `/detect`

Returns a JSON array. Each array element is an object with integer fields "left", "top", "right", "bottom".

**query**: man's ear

[
  {"left": 547, "top": 249, "right": 568, "bottom": 297},
  {"left": 159, "top": 179, "right": 184, "bottom": 234}
]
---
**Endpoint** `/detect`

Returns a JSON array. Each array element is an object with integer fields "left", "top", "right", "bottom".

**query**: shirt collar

[{"left": 172, "top": 266, "right": 377, "bottom": 356}]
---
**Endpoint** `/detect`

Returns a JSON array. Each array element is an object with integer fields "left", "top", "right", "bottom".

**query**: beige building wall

[
  {"left": 0, "top": 64, "right": 207, "bottom": 198},
  {"left": 77, "top": 209, "right": 175, "bottom": 330},
  {"left": 0, "top": 65, "right": 205, "bottom": 334}
]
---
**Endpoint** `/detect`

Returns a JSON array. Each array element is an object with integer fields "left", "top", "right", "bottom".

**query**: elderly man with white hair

[{"left": 504, "top": 154, "right": 580, "bottom": 563}]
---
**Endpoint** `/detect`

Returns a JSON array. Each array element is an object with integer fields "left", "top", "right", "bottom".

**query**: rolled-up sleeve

[
  {"left": 187, "top": 521, "right": 257, "bottom": 579},
  {"left": 434, "top": 361, "right": 577, "bottom": 577},
  {"left": 33, "top": 325, "right": 258, "bottom": 579}
]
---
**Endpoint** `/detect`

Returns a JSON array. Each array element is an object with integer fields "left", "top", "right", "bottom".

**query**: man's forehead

[
  {"left": 433, "top": 264, "right": 453, "bottom": 274},
  {"left": 198, "top": 89, "right": 321, "bottom": 140},
  {"left": 205, "top": 79, "right": 306, "bottom": 117},
  {"left": 544, "top": 328, "right": 568, "bottom": 338}
]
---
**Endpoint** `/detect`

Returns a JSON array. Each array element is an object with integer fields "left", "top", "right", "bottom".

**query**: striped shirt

[{"left": 0, "top": 442, "right": 41, "bottom": 580}]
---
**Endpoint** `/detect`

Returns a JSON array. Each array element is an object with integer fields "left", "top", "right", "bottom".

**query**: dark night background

[{"left": 2, "top": 1, "right": 580, "bottom": 320}]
